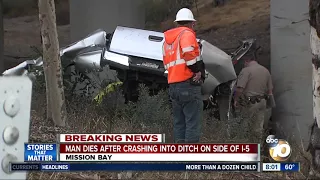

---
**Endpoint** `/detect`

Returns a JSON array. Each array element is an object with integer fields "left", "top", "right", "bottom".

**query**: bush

[
  {"left": 122, "top": 84, "right": 172, "bottom": 132},
  {"left": 29, "top": 73, "right": 310, "bottom": 179}
]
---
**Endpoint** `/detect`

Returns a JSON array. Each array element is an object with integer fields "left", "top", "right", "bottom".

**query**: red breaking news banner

[
  {"left": 59, "top": 144, "right": 258, "bottom": 153},
  {"left": 59, "top": 134, "right": 163, "bottom": 143}
]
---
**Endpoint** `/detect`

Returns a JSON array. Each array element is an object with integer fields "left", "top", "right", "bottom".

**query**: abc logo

[{"left": 266, "top": 135, "right": 291, "bottom": 161}]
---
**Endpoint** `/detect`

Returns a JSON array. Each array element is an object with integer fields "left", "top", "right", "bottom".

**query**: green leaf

[{"left": 93, "top": 82, "right": 123, "bottom": 105}]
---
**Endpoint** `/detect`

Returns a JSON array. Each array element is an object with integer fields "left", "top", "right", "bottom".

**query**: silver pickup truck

[{"left": 2, "top": 26, "right": 257, "bottom": 117}]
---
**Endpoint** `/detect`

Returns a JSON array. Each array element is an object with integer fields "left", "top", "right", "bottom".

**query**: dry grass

[
  {"left": 158, "top": 0, "right": 269, "bottom": 32},
  {"left": 26, "top": 83, "right": 311, "bottom": 179},
  {"left": 196, "top": 0, "right": 269, "bottom": 32}
]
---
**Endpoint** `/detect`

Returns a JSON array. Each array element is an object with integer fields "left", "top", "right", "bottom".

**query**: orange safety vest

[{"left": 163, "top": 27, "right": 201, "bottom": 84}]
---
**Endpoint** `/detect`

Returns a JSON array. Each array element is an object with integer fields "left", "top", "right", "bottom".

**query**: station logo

[{"left": 266, "top": 135, "right": 291, "bottom": 162}]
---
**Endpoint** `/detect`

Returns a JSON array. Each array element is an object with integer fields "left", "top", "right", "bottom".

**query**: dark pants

[{"left": 169, "top": 81, "right": 203, "bottom": 143}]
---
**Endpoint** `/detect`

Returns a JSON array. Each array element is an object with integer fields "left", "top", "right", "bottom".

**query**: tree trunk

[
  {"left": 38, "top": 0, "right": 66, "bottom": 126},
  {"left": 0, "top": 0, "right": 4, "bottom": 74},
  {"left": 309, "top": 0, "right": 320, "bottom": 172},
  {"left": 311, "top": 29, "right": 320, "bottom": 126}
]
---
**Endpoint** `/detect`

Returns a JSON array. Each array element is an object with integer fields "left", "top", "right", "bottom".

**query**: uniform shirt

[{"left": 236, "top": 61, "right": 273, "bottom": 96}]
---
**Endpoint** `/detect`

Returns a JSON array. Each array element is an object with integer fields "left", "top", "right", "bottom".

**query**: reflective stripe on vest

[
  {"left": 182, "top": 46, "right": 194, "bottom": 53},
  {"left": 164, "top": 56, "right": 201, "bottom": 69}
]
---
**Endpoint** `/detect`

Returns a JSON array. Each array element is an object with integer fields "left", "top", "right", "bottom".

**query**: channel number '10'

[{"left": 266, "top": 135, "right": 292, "bottom": 162}]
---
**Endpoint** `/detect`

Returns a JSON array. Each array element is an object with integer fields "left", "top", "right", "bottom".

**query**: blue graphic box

[{"left": 24, "top": 143, "right": 57, "bottom": 162}]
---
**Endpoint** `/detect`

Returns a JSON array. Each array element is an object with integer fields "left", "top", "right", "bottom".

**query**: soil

[
  {"left": 199, "top": 14, "right": 270, "bottom": 70},
  {"left": 3, "top": 16, "right": 70, "bottom": 70}
]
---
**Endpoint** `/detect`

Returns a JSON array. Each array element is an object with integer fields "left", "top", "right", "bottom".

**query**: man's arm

[
  {"left": 179, "top": 32, "right": 202, "bottom": 73},
  {"left": 234, "top": 69, "right": 250, "bottom": 102},
  {"left": 234, "top": 87, "right": 244, "bottom": 102}
]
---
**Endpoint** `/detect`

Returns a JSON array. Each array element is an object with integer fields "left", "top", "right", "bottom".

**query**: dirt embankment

[
  {"left": 199, "top": 14, "right": 270, "bottom": 69},
  {"left": 3, "top": 16, "right": 70, "bottom": 69},
  {"left": 3, "top": 0, "right": 70, "bottom": 70},
  {"left": 159, "top": 0, "right": 270, "bottom": 69}
]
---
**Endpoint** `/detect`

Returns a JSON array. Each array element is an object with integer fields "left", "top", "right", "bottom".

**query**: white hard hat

[{"left": 174, "top": 8, "right": 196, "bottom": 22}]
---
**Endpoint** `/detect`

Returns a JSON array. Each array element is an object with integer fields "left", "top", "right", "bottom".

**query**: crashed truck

[{"left": 2, "top": 26, "right": 257, "bottom": 119}]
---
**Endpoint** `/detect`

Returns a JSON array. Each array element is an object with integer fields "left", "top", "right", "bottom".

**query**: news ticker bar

[
  {"left": 262, "top": 163, "right": 300, "bottom": 172},
  {"left": 11, "top": 162, "right": 300, "bottom": 172},
  {"left": 10, "top": 162, "right": 260, "bottom": 172}
]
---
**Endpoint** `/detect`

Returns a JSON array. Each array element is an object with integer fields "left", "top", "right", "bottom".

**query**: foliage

[
  {"left": 27, "top": 57, "right": 310, "bottom": 179},
  {"left": 27, "top": 65, "right": 46, "bottom": 93},
  {"left": 28, "top": 74, "right": 311, "bottom": 178},
  {"left": 28, "top": 65, "right": 74, "bottom": 96},
  {"left": 122, "top": 84, "right": 171, "bottom": 131},
  {"left": 93, "top": 81, "right": 123, "bottom": 105}
]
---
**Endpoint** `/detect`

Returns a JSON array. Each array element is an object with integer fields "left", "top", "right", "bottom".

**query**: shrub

[{"left": 122, "top": 84, "right": 172, "bottom": 133}]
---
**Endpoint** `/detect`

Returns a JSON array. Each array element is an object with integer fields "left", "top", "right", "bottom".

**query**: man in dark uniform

[{"left": 233, "top": 52, "right": 274, "bottom": 142}]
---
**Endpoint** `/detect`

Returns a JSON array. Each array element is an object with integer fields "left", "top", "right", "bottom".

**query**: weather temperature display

[
  {"left": 281, "top": 163, "right": 300, "bottom": 172},
  {"left": 263, "top": 162, "right": 300, "bottom": 172}
]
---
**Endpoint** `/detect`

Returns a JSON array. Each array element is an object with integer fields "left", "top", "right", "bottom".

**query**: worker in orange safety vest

[{"left": 163, "top": 8, "right": 206, "bottom": 143}]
